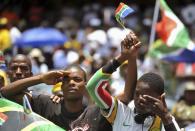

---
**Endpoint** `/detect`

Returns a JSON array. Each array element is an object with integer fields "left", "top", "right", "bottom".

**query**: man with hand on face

[
  {"left": 0, "top": 31, "right": 139, "bottom": 130},
  {"left": 1, "top": 65, "right": 88, "bottom": 130},
  {"left": 86, "top": 31, "right": 181, "bottom": 131}
]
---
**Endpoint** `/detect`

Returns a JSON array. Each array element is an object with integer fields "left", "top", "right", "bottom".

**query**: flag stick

[
  {"left": 148, "top": 0, "right": 160, "bottom": 48},
  {"left": 141, "top": 0, "right": 160, "bottom": 73}
]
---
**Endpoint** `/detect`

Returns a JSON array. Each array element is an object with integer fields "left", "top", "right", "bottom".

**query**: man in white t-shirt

[
  {"left": 107, "top": 73, "right": 180, "bottom": 131},
  {"left": 87, "top": 31, "right": 181, "bottom": 131}
]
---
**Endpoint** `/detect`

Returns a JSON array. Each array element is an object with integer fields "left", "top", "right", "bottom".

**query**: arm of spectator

[
  {"left": 0, "top": 70, "right": 69, "bottom": 97},
  {"left": 116, "top": 31, "right": 141, "bottom": 105},
  {"left": 86, "top": 31, "right": 137, "bottom": 109},
  {"left": 86, "top": 31, "right": 140, "bottom": 124}
]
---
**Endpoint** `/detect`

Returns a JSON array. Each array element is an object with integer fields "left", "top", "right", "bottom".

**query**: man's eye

[
  {"left": 22, "top": 67, "right": 29, "bottom": 70},
  {"left": 63, "top": 76, "right": 69, "bottom": 81},
  {"left": 11, "top": 66, "right": 17, "bottom": 71},
  {"left": 73, "top": 77, "right": 82, "bottom": 82}
]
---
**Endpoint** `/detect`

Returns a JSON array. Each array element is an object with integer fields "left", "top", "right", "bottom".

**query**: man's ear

[
  {"left": 29, "top": 71, "right": 33, "bottom": 77},
  {"left": 6, "top": 70, "right": 11, "bottom": 77},
  {"left": 84, "top": 81, "right": 87, "bottom": 86}
]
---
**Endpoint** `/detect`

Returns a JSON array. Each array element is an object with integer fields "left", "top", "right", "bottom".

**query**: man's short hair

[
  {"left": 65, "top": 65, "right": 87, "bottom": 82},
  {"left": 138, "top": 72, "right": 164, "bottom": 95},
  {"left": 9, "top": 54, "right": 32, "bottom": 69}
]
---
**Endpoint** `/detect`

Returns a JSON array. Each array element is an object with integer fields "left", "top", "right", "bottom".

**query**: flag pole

[
  {"left": 141, "top": 0, "right": 160, "bottom": 73},
  {"left": 148, "top": 0, "right": 160, "bottom": 48}
]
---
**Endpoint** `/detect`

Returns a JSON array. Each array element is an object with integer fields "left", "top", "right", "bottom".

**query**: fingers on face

[
  {"left": 57, "top": 70, "right": 70, "bottom": 76},
  {"left": 140, "top": 95, "right": 160, "bottom": 108},
  {"left": 143, "top": 95, "right": 160, "bottom": 103},
  {"left": 54, "top": 70, "right": 70, "bottom": 83},
  {"left": 161, "top": 93, "right": 167, "bottom": 108}
]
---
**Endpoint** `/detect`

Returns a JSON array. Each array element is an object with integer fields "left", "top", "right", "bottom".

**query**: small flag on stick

[{"left": 115, "top": 2, "right": 134, "bottom": 28}]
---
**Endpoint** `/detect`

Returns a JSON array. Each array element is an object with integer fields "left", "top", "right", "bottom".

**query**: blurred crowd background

[{"left": 1, "top": 0, "right": 195, "bottom": 128}]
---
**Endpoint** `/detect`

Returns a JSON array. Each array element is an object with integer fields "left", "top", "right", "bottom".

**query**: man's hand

[
  {"left": 121, "top": 31, "right": 141, "bottom": 59},
  {"left": 140, "top": 93, "right": 173, "bottom": 125},
  {"left": 50, "top": 95, "right": 63, "bottom": 104},
  {"left": 40, "top": 70, "right": 70, "bottom": 85}
]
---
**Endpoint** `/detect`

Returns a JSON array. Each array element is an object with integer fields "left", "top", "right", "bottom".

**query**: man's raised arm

[
  {"left": 117, "top": 31, "right": 141, "bottom": 104},
  {"left": 86, "top": 31, "right": 141, "bottom": 110},
  {"left": 0, "top": 71, "right": 68, "bottom": 97}
]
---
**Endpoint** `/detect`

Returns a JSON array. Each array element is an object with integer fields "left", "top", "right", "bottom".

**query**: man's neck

[{"left": 64, "top": 99, "right": 83, "bottom": 113}]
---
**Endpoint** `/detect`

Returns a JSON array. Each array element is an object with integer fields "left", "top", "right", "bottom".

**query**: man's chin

[
  {"left": 66, "top": 95, "right": 82, "bottom": 101},
  {"left": 12, "top": 78, "right": 23, "bottom": 82},
  {"left": 136, "top": 107, "right": 151, "bottom": 114}
]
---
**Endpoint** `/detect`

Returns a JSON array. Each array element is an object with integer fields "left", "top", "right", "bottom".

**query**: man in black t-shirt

[
  {"left": 31, "top": 93, "right": 86, "bottom": 130},
  {"left": 2, "top": 64, "right": 112, "bottom": 130},
  {"left": 71, "top": 105, "right": 112, "bottom": 131}
]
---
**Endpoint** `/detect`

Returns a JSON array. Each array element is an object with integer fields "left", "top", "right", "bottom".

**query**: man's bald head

[
  {"left": 9, "top": 54, "right": 32, "bottom": 69},
  {"left": 8, "top": 54, "right": 32, "bottom": 82}
]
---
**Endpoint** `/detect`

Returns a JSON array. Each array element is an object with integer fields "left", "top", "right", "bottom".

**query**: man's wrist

[
  {"left": 38, "top": 74, "right": 44, "bottom": 83},
  {"left": 160, "top": 112, "right": 173, "bottom": 125},
  {"left": 115, "top": 55, "right": 126, "bottom": 64}
]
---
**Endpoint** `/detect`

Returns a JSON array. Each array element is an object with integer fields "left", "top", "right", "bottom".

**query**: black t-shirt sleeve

[{"left": 31, "top": 94, "right": 51, "bottom": 116}]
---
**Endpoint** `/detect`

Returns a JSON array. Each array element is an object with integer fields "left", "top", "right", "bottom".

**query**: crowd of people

[{"left": 0, "top": 0, "right": 195, "bottom": 131}]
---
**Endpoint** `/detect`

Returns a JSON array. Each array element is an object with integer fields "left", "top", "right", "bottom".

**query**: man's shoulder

[
  {"left": 32, "top": 93, "right": 50, "bottom": 102},
  {"left": 117, "top": 99, "right": 135, "bottom": 111},
  {"left": 31, "top": 93, "right": 60, "bottom": 109},
  {"left": 84, "top": 105, "right": 102, "bottom": 114},
  {"left": 31, "top": 93, "right": 61, "bottom": 117}
]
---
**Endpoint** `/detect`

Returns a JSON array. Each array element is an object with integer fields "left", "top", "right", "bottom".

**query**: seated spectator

[{"left": 172, "top": 82, "right": 195, "bottom": 128}]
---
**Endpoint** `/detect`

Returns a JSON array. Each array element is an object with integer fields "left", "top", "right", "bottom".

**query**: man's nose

[
  {"left": 69, "top": 79, "right": 75, "bottom": 86},
  {"left": 16, "top": 67, "right": 22, "bottom": 74}
]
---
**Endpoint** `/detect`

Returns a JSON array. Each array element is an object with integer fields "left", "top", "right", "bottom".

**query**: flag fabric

[
  {"left": 156, "top": 0, "right": 195, "bottom": 51},
  {"left": 162, "top": 49, "right": 195, "bottom": 63},
  {"left": 0, "top": 51, "right": 6, "bottom": 71},
  {"left": 0, "top": 98, "right": 65, "bottom": 131},
  {"left": 148, "top": 39, "right": 195, "bottom": 63},
  {"left": 176, "top": 62, "right": 195, "bottom": 77},
  {"left": 0, "top": 112, "right": 8, "bottom": 126},
  {"left": 148, "top": 39, "right": 182, "bottom": 59},
  {"left": 115, "top": 2, "right": 134, "bottom": 28}
]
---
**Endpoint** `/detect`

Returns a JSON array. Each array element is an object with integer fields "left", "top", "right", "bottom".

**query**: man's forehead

[
  {"left": 66, "top": 67, "right": 84, "bottom": 76},
  {"left": 10, "top": 56, "right": 31, "bottom": 65},
  {"left": 10, "top": 62, "right": 29, "bottom": 66},
  {"left": 136, "top": 81, "right": 160, "bottom": 98},
  {"left": 136, "top": 81, "right": 150, "bottom": 90}
]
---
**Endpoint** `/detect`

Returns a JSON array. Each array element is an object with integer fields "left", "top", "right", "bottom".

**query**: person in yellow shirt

[
  {"left": 0, "top": 69, "right": 8, "bottom": 88},
  {"left": 64, "top": 33, "right": 81, "bottom": 50},
  {"left": 0, "top": 17, "right": 11, "bottom": 51}
]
